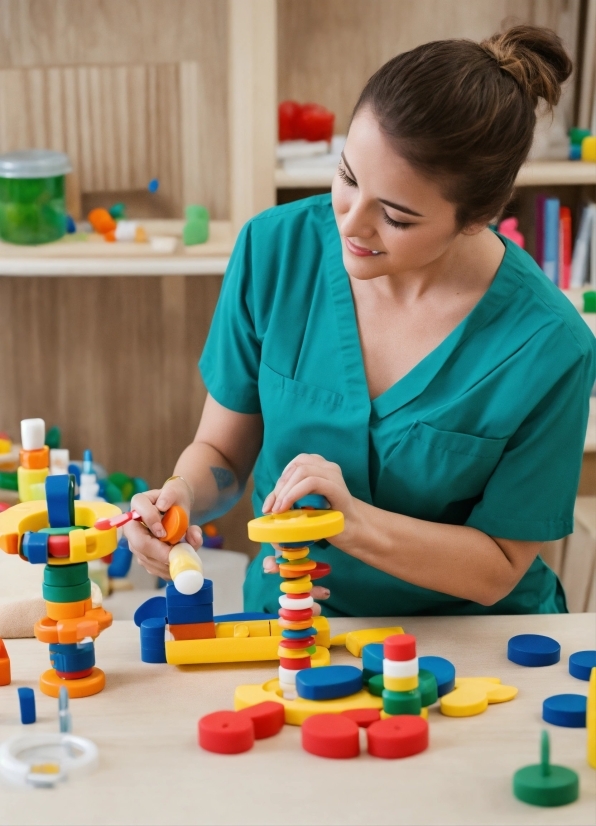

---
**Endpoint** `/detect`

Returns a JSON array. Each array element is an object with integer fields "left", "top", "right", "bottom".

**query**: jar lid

[{"left": 0, "top": 149, "right": 72, "bottom": 179}]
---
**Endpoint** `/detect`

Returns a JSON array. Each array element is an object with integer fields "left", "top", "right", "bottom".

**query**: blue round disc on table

[
  {"left": 418, "top": 656, "right": 456, "bottom": 697},
  {"left": 362, "top": 643, "right": 384, "bottom": 675},
  {"left": 569, "top": 650, "right": 596, "bottom": 681},
  {"left": 542, "top": 694, "right": 587, "bottom": 728},
  {"left": 508, "top": 634, "right": 560, "bottom": 667},
  {"left": 296, "top": 665, "right": 363, "bottom": 700}
]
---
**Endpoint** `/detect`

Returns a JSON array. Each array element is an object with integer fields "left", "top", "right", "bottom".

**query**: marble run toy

[{"left": 0, "top": 419, "right": 120, "bottom": 698}]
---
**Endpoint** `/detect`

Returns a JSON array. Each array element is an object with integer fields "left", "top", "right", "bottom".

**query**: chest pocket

[{"left": 374, "top": 420, "right": 508, "bottom": 524}]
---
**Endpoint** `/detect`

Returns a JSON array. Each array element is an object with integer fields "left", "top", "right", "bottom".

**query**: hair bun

[{"left": 480, "top": 25, "right": 572, "bottom": 109}]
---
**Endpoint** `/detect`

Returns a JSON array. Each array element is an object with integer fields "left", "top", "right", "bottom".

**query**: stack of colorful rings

[
  {"left": 247, "top": 495, "right": 344, "bottom": 700},
  {"left": 382, "top": 634, "right": 422, "bottom": 717}
]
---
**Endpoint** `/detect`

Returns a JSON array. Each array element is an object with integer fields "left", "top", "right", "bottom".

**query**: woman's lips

[{"left": 344, "top": 237, "right": 382, "bottom": 257}]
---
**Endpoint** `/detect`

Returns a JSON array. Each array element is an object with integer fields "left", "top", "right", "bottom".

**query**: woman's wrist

[
  {"left": 164, "top": 475, "right": 195, "bottom": 509},
  {"left": 333, "top": 497, "right": 373, "bottom": 558}
]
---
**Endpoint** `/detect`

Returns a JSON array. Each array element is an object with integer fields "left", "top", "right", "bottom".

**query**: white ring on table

[{"left": 0, "top": 732, "right": 98, "bottom": 787}]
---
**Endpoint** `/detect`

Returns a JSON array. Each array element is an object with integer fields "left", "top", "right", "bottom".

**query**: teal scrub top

[{"left": 200, "top": 194, "right": 596, "bottom": 617}]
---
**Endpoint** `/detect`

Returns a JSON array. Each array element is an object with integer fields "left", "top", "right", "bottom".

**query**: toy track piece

[
  {"left": 236, "top": 701, "right": 285, "bottom": 739},
  {"left": 247, "top": 509, "right": 344, "bottom": 544},
  {"left": 302, "top": 714, "right": 360, "bottom": 759},
  {"left": 367, "top": 715, "right": 429, "bottom": 759},
  {"left": 198, "top": 711, "right": 254, "bottom": 754}
]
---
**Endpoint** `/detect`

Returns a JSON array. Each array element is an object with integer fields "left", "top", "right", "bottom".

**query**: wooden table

[{"left": 0, "top": 614, "right": 594, "bottom": 826}]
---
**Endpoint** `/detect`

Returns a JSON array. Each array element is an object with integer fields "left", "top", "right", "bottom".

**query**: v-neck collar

[{"left": 324, "top": 205, "right": 520, "bottom": 421}]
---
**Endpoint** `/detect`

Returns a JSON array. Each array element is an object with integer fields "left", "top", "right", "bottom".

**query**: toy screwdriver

[{"left": 95, "top": 505, "right": 203, "bottom": 595}]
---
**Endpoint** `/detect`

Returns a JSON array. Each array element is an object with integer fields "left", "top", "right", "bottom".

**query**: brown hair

[{"left": 353, "top": 25, "right": 572, "bottom": 226}]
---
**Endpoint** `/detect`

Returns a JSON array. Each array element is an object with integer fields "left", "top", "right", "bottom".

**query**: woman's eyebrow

[{"left": 341, "top": 152, "right": 425, "bottom": 218}]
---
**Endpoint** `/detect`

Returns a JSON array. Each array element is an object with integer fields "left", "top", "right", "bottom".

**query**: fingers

[
  {"left": 156, "top": 477, "right": 192, "bottom": 512},
  {"left": 124, "top": 519, "right": 171, "bottom": 575},
  {"left": 185, "top": 524, "right": 203, "bottom": 550},
  {"left": 130, "top": 491, "right": 166, "bottom": 539},
  {"left": 272, "top": 468, "right": 334, "bottom": 513},
  {"left": 263, "top": 555, "right": 279, "bottom": 574},
  {"left": 311, "top": 585, "right": 330, "bottom": 601},
  {"left": 136, "top": 553, "right": 170, "bottom": 580},
  {"left": 263, "top": 454, "right": 326, "bottom": 513}
]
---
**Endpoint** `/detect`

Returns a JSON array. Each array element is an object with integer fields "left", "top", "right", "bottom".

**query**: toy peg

[
  {"left": 94, "top": 510, "right": 142, "bottom": 531},
  {"left": 169, "top": 543, "right": 204, "bottom": 595}
]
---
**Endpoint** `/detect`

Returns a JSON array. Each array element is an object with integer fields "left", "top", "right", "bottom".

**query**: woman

[{"left": 126, "top": 26, "right": 595, "bottom": 617}]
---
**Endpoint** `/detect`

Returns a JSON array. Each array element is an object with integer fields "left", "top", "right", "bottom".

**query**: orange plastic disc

[
  {"left": 19, "top": 445, "right": 50, "bottom": 469},
  {"left": 161, "top": 505, "right": 189, "bottom": 544},
  {"left": 45, "top": 597, "right": 92, "bottom": 621},
  {"left": 39, "top": 666, "right": 106, "bottom": 698},
  {"left": 277, "top": 618, "right": 314, "bottom": 631}
]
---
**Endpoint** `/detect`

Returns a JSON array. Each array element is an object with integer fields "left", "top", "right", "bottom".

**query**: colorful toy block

[
  {"left": 296, "top": 665, "right": 363, "bottom": 701},
  {"left": 418, "top": 655, "right": 456, "bottom": 696},
  {"left": 344, "top": 627, "right": 404, "bottom": 657},
  {"left": 17, "top": 687, "right": 36, "bottom": 724},
  {"left": 0, "top": 639, "right": 11, "bottom": 685},
  {"left": 22, "top": 532, "right": 49, "bottom": 564},
  {"left": 508, "top": 634, "right": 560, "bottom": 667},
  {"left": 302, "top": 714, "right": 360, "bottom": 759},
  {"left": 569, "top": 650, "right": 596, "bottom": 681},
  {"left": 440, "top": 677, "right": 518, "bottom": 717},
  {"left": 198, "top": 711, "right": 254, "bottom": 754},
  {"left": 367, "top": 715, "right": 429, "bottom": 759},
  {"left": 46, "top": 474, "right": 75, "bottom": 528},
  {"left": 542, "top": 694, "right": 587, "bottom": 728}
]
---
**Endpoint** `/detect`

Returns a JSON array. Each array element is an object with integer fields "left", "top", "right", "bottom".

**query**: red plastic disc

[
  {"left": 384, "top": 634, "right": 417, "bottom": 662},
  {"left": 309, "top": 562, "right": 332, "bottom": 580},
  {"left": 55, "top": 667, "right": 93, "bottom": 680},
  {"left": 48, "top": 535, "right": 71, "bottom": 557},
  {"left": 341, "top": 708, "right": 381, "bottom": 728},
  {"left": 237, "top": 702, "right": 285, "bottom": 739},
  {"left": 198, "top": 711, "right": 255, "bottom": 754},
  {"left": 279, "top": 637, "right": 315, "bottom": 649},
  {"left": 367, "top": 715, "right": 429, "bottom": 759},
  {"left": 285, "top": 593, "right": 311, "bottom": 600},
  {"left": 278, "top": 607, "right": 313, "bottom": 622},
  {"left": 302, "top": 714, "right": 360, "bottom": 759},
  {"left": 279, "top": 656, "right": 311, "bottom": 670}
]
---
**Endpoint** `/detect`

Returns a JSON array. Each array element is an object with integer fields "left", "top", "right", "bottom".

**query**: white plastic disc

[
  {"left": 173, "top": 569, "right": 204, "bottom": 595},
  {"left": 278, "top": 595, "right": 314, "bottom": 611},
  {"left": 383, "top": 657, "right": 419, "bottom": 678}
]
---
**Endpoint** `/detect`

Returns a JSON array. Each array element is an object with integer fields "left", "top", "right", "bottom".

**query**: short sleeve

[
  {"left": 199, "top": 222, "right": 261, "bottom": 414},
  {"left": 466, "top": 350, "right": 595, "bottom": 541}
]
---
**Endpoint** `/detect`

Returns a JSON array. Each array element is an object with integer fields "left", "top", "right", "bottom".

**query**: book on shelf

[
  {"left": 543, "top": 198, "right": 560, "bottom": 284},
  {"left": 570, "top": 203, "right": 596, "bottom": 288}
]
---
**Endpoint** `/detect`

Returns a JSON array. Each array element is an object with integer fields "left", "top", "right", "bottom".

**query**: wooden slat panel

[{"left": 277, "top": 0, "right": 581, "bottom": 134}]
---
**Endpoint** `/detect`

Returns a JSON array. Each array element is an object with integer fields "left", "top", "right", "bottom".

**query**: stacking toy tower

[
  {"left": 382, "top": 634, "right": 423, "bottom": 717},
  {"left": 247, "top": 496, "right": 343, "bottom": 699},
  {"left": 0, "top": 419, "right": 120, "bottom": 698}
]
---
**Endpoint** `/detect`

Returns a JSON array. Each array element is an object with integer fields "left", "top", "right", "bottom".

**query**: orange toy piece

[
  {"left": 19, "top": 446, "right": 49, "bottom": 470},
  {"left": 169, "top": 621, "right": 216, "bottom": 641},
  {"left": 162, "top": 505, "right": 189, "bottom": 545},
  {"left": 0, "top": 639, "right": 11, "bottom": 685},
  {"left": 34, "top": 609, "right": 112, "bottom": 645},
  {"left": 45, "top": 597, "right": 92, "bottom": 621},
  {"left": 88, "top": 208, "right": 116, "bottom": 235},
  {"left": 40, "top": 666, "right": 106, "bottom": 699}
]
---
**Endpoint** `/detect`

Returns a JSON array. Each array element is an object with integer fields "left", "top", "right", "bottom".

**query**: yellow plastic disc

[
  {"left": 383, "top": 675, "right": 419, "bottom": 692},
  {"left": 440, "top": 684, "right": 488, "bottom": 717},
  {"left": 276, "top": 646, "right": 312, "bottom": 659},
  {"left": 248, "top": 509, "right": 344, "bottom": 543},
  {"left": 280, "top": 576, "right": 312, "bottom": 594},
  {"left": 281, "top": 548, "right": 310, "bottom": 560}
]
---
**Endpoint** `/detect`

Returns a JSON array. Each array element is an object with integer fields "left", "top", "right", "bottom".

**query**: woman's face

[{"left": 332, "top": 107, "right": 466, "bottom": 281}]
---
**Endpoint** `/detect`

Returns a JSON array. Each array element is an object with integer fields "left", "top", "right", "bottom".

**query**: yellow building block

[
  {"left": 235, "top": 678, "right": 382, "bottom": 725},
  {"left": 166, "top": 637, "right": 329, "bottom": 666},
  {"left": 247, "top": 509, "right": 344, "bottom": 544},
  {"left": 344, "top": 627, "right": 404, "bottom": 657},
  {"left": 588, "top": 667, "right": 596, "bottom": 769},
  {"left": 216, "top": 620, "right": 271, "bottom": 638},
  {"left": 17, "top": 466, "right": 49, "bottom": 502},
  {"left": 581, "top": 135, "right": 596, "bottom": 162},
  {"left": 0, "top": 500, "right": 50, "bottom": 555},
  {"left": 384, "top": 674, "right": 419, "bottom": 692},
  {"left": 440, "top": 677, "right": 518, "bottom": 717},
  {"left": 0, "top": 437, "right": 12, "bottom": 454},
  {"left": 455, "top": 677, "right": 518, "bottom": 703}
]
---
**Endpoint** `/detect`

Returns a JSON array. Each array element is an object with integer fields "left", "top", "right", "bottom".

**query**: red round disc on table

[
  {"left": 279, "top": 637, "right": 315, "bottom": 649},
  {"left": 309, "top": 562, "right": 332, "bottom": 580},
  {"left": 367, "top": 715, "right": 429, "bottom": 759},
  {"left": 236, "top": 702, "right": 285, "bottom": 739},
  {"left": 279, "top": 656, "right": 311, "bottom": 670},
  {"left": 302, "top": 714, "right": 360, "bottom": 759},
  {"left": 285, "top": 593, "right": 311, "bottom": 600},
  {"left": 384, "top": 634, "right": 417, "bottom": 662},
  {"left": 341, "top": 708, "right": 381, "bottom": 728},
  {"left": 48, "top": 535, "right": 71, "bottom": 557},
  {"left": 278, "top": 607, "right": 313, "bottom": 622},
  {"left": 198, "top": 711, "right": 255, "bottom": 754},
  {"left": 55, "top": 667, "right": 93, "bottom": 680}
]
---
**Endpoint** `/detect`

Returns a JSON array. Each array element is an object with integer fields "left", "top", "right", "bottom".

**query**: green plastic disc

[
  {"left": 382, "top": 687, "right": 422, "bottom": 716},
  {"left": 43, "top": 562, "right": 88, "bottom": 587},
  {"left": 39, "top": 526, "right": 85, "bottom": 535},
  {"left": 513, "top": 731, "right": 579, "bottom": 807},
  {"left": 42, "top": 579, "right": 91, "bottom": 604},
  {"left": 419, "top": 668, "right": 439, "bottom": 707},
  {"left": 367, "top": 674, "right": 385, "bottom": 697}
]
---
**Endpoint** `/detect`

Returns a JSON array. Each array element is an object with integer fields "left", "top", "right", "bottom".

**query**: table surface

[{"left": 0, "top": 614, "right": 594, "bottom": 826}]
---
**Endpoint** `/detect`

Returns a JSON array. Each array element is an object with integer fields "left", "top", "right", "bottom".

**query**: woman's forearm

[
  {"left": 172, "top": 441, "right": 244, "bottom": 523},
  {"left": 336, "top": 500, "right": 539, "bottom": 606}
]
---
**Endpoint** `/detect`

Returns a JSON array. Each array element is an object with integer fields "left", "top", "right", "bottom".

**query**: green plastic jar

[{"left": 0, "top": 149, "right": 72, "bottom": 245}]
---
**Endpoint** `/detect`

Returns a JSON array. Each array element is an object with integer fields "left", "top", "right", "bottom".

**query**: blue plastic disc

[
  {"left": 542, "top": 694, "right": 587, "bottom": 728},
  {"left": 212, "top": 612, "right": 273, "bottom": 622},
  {"left": 418, "top": 656, "right": 456, "bottom": 697},
  {"left": 362, "top": 643, "right": 383, "bottom": 675},
  {"left": 568, "top": 650, "right": 596, "bottom": 681},
  {"left": 508, "top": 634, "right": 561, "bottom": 667},
  {"left": 296, "top": 665, "right": 363, "bottom": 700},
  {"left": 281, "top": 627, "right": 317, "bottom": 639}
]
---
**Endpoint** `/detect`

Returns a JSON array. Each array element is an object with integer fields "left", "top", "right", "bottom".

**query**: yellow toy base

[
  {"left": 235, "top": 677, "right": 383, "bottom": 725},
  {"left": 440, "top": 677, "right": 518, "bottom": 717},
  {"left": 247, "top": 509, "right": 344, "bottom": 543},
  {"left": 39, "top": 666, "right": 105, "bottom": 698}
]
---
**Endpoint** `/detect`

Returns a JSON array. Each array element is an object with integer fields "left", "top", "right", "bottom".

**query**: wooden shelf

[
  {"left": 275, "top": 161, "right": 596, "bottom": 190},
  {"left": 0, "top": 220, "right": 233, "bottom": 276}
]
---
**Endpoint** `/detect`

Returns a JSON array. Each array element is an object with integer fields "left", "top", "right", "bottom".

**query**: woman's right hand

[{"left": 123, "top": 477, "right": 202, "bottom": 580}]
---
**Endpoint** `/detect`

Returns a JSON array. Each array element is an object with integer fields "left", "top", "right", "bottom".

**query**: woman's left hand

[{"left": 261, "top": 454, "right": 360, "bottom": 609}]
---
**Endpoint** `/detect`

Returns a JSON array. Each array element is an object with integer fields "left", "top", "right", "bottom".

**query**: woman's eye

[
  {"left": 383, "top": 212, "right": 412, "bottom": 230},
  {"left": 337, "top": 165, "right": 357, "bottom": 187}
]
